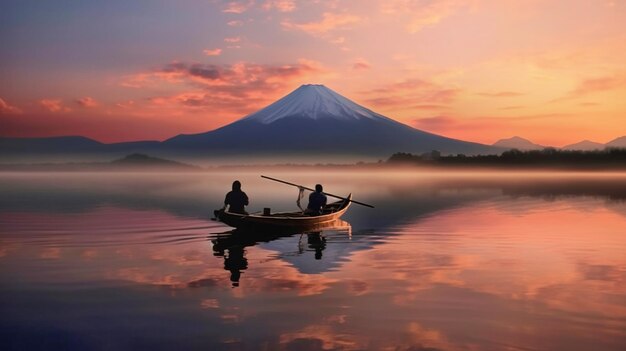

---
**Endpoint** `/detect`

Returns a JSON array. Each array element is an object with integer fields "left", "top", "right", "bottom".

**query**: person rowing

[{"left": 304, "top": 184, "right": 327, "bottom": 216}]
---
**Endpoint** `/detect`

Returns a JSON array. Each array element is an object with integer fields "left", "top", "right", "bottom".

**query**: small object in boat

[{"left": 263, "top": 208, "right": 271, "bottom": 216}]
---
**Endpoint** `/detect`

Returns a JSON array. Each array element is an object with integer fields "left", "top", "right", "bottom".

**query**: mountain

[
  {"left": 0, "top": 85, "right": 503, "bottom": 163},
  {"left": 162, "top": 84, "right": 499, "bottom": 158},
  {"left": 606, "top": 136, "right": 626, "bottom": 148},
  {"left": 111, "top": 153, "right": 199, "bottom": 169},
  {"left": 0, "top": 136, "right": 161, "bottom": 153},
  {"left": 492, "top": 136, "right": 546, "bottom": 150},
  {"left": 562, "top": 140, "right": 605, "bottom": 151}
]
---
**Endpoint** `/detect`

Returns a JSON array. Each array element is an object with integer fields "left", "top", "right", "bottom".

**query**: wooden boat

[{"left": 216, "top": 194, "right": 352, "bottom": 231}]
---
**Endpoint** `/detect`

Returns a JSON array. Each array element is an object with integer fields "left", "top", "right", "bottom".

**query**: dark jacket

[
  {"left": 307, "top": 191, "right": 327, "bottom": 214},
  {"left": 225, "top": 190, "right": 249, "bottom": 214}
]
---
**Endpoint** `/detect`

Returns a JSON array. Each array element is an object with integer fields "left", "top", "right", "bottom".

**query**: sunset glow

[{"left": 1, "top": 0, "right": 625, "bottom": 146}]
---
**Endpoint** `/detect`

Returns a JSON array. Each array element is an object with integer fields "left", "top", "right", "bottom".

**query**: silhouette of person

[
  {"left": 224, "top": 245, "right": 247, "bottom": 287},
  {"left": 305, "top": 184, "right": 327, "bottom": 215},
  {"left": 224, "top": 180, "right": 249, "bottom": 214},
  {"left": 307, "top": 232, "right": 326, "bottom": 260}
]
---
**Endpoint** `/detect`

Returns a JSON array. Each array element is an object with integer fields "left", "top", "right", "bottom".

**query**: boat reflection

[{"left": 211, "top": 220, "right": 351, "bottom": 287}]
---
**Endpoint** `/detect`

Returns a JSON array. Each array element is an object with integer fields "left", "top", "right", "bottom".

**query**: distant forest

[{"left": 387, "top": 148, "right": 626, "bottom": 168}]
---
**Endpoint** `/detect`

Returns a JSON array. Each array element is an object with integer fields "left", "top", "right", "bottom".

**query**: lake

[{"left": 1, "top": 170, "right": 625, "bottom": 351}]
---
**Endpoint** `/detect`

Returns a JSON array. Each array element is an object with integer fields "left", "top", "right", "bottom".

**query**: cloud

[
  {"left": 224, "top": 36, "right": 242, "bottom": 43},
  {"left": 203, "top": 48, "right": 223, "bottom": 56},
  {"left": 569, "top": 75, "right": 626, "bottom": 97},
  {"left": 412, "top": 104, "right": 447, "bottom": 110},
  {"left": 115, "top": 100, "right": 135, "bottom": 108},
  {"left": 0, "top": 98, "right": 22, "bottom": 114},
  {"left": 75, "top": 96, "right": 99, "bottom": 108},
  {"left": 330, "top": 36, "right": 345, "bottom": 44},
  {"left": 220, "top": 0, "right": 254, "bottom": 14},
  {"left": 360, "top": 78, "right": 460, "bottom": 110},
  {"left": 548, "top": 74, "right": 626, "bottom": 103},
  {"left": 227, "top": 20, "right": 244, "bottom": 26},
  {"left": 411, "top": 113, "right": 573, "bottom": 144},
  {"left": 352, "top": 58, "right": 371, "bottom": 70},
  {"left": 381, "top": 0, "right": 467, "bottom": 33},
  {"left": 412, "top": 115, "right": 457, "bottom": 131},
  {"left": 282, "top": 12, "right": 362, "bottom": 35},
  {"left": 39, "top": 99, "right": 71, "bottom": 113},
  {"left": 123, "top": 59, "right": 325, "bottom": 116},
  {"left": 262, "top": 0, "right": 296, "bottom": 12},
  {"left": 477, "top": 91, "right": 524, "bottom": 98}
]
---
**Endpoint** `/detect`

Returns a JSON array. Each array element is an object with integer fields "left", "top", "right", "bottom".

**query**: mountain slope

[
  {"left": 163, "top": 84, "right": 500, "bottom": 157},
  {"left": 606, "top": 136, "right": 626, "bottom": 148},
  {"left": 563, "top": 140, "right": 605, "bottom": 151},
  {"left": 493, "top": 136, "right": 546, "bottom": 150}
]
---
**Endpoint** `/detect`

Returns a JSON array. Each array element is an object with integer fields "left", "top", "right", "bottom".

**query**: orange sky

[{"left": 1, "top": 0, "right": 625, "bottom": 146}]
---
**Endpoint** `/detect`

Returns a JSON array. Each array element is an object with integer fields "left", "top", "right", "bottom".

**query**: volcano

[
  {"left": 0, "top": 84, "right": 501, "bottom": 163},
  {"left": 162, "top": 84, "right": 498, "bottom": 158}
]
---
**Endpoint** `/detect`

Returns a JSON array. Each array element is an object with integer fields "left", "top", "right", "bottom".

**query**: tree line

[{"left": 387, "top": 148, "right": 626, "bottom": 168}]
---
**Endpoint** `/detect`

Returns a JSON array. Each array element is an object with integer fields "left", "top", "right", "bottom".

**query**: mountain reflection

[
  {"left": 1, "top": 171, "right": 626, "bottom": 350},
  {"left": 210, "top": 220, "right": 351, "bottom": 286}
]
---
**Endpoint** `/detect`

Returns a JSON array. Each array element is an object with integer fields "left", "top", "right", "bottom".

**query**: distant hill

[
  {"left": 492, "top": 136, "right": 546, "bottom": 150},
  {"left": 110, "top": 153, "right": 200, "bottom": 169},
  {"left": 606, "top": 136, "right": 626, "bottom": 148},
  {"left": 0, "top": 153, "right": 201, "bottom": 171},
  {"left": 0, "top": 136, "right": 160, "bottom": 162},
  {"left": 562, "top": 140, "right": 606, "bottom": 151}
]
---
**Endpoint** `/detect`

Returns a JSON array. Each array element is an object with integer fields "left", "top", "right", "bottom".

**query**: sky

[{"left": 1, "top": 0, "right": 625, "bottom": 146}]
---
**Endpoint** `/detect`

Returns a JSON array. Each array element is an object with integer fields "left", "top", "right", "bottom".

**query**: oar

[{"left": 261, "top": 175, "right": 374, "bottom": 208}]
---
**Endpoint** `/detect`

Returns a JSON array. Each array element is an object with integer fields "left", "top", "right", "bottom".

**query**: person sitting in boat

[
  {"left": 224, "top": 180, "right": 249, "bottom": 214},
  {"left": 305, "top": 184, "right": 327, "bottom": 215}
]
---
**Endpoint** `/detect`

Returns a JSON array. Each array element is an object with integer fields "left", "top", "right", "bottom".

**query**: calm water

[{"left": 1, "top": 170, "right": 626, "bottom": 351}]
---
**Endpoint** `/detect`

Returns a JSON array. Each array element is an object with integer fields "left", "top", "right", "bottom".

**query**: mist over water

[{"left": 1, "top": 170, "right": 625, "bottom": 350}]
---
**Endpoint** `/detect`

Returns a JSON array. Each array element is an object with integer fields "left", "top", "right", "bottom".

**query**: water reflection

[
  {"left": 2, "top": 171, "right": 625, "bottom": 226},
  {"left": 1, "top": 171, "right": 626, "bottom": 350},
  {"left": 210, "top": 220, "right": 351, "bottom": 287}
]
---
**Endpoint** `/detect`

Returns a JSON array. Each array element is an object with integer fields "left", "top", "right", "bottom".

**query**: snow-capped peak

[{"left": 240, "top": 84, "right": 392, "bottom": 124}]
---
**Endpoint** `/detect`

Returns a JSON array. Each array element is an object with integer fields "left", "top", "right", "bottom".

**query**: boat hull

[{"left": 216, "top": 194, "right": 352, "bottom": 231}]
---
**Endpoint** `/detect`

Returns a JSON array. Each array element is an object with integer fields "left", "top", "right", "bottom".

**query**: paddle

[{"left": 261, "top": 175, "right": 375, "bottom": 208}]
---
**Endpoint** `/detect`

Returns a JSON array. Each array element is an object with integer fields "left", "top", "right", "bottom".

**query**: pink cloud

[
  {"left": 224, "top": 36, "right": 241, "bottom": 43},
  {"left": 282, "top": 12, "right": 362, "bottom": 35},
  {"left": 477, "top": 91, "right": 524, "bottom": 98},
  {"left": 221, "top": 0, "right": 254, "bottom": 14},
  {"left": 227, "top": 20, "right": 244, "bottom": 26},
  {"left": 550, "top": 74, "right": 626, "bottom": 102},
  {"left": 381, "top": 0, "right": 466, "bottom": 33},
  {"left": 75, "top": 97, "right": 99, "bottom": 108},
  {"left": 115, "top": 100, "right": 135, "bottom": 108},
  {"left": 203, "top": 48, "right": 223, "bottom": 56},
  {"left": 569, "top": 75, "right": 626, "bottom": 97},
  {"left": 360, "top": 78, "right": 460, "bottom": 110},
  {"left": 412, "top": 115, "right": 457, "bottom": 130},
  {"left": 38, "top": 99, "right": 71, "bottom": 113},
  {"left": 124, "top": 59, "right": 326, "bottom": 117},
  {"left": 262, "top": 0, "right": 296, "bottom": 12},
  {"left": 0, "top": 98, "right": 22, "bottom": 114},
  {"left": 412, "top": 104, "right": 447, "bottom": 110},
  {"left": 352, "top": 58, "right": 371, "bottom": 70}
]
